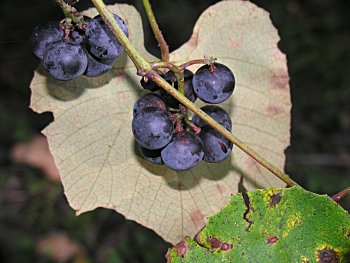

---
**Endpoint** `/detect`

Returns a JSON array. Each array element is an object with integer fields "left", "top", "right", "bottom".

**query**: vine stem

[
  {"left": 142, "top": 0, "right": 169, "bottom": 62},
  {"left": 90, "top": 0, "right": 299, "bottom": 187},
  {"left": 331, "top": 187, "right": 350, "bottom": 202},
  {"left": 150, "top": 61, "right": 185, "bottom": 96},
  {"left": 90, "top": 0, "right": 150, "bottom": 71}
]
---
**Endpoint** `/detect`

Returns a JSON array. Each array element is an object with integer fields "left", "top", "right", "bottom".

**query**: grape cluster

[
  {"left": 31, "top": 14, "right": 128, "bottom": 80},
  {"left": 133, "top": 62, "right": 235, "bottom": 171}
]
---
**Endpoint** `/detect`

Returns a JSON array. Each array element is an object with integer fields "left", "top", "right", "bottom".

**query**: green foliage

[{"left": 167, "top": 187, "right": 350, "bottom": 262}]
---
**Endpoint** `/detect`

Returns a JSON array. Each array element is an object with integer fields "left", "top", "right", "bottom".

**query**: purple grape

[
  {"left": 31, "top": 21, "right": 64, "bottom": 60},
  {"left": 139, "top": 145, "right": 163, "bottom": 165},
  {"left": 192, "top": 63, "right": 235, "bottom": 104},
  {"left": 160, "top": 69, "right": 196, "bottom": 108},
  {"left": 199, "top": 126, "right": 233, "bottom": 163},
  {"left": 85, "top": 14, "right": 128, "bottom": 60},
  {"left": 161, "top": 131, "right": 204, "bottom": 171},
  {"left": 132, "top": 107, "right": 174, "bottom": 150},
  {"left": 43, "top": 40, "right": 88, "bottom": 80},
  {"left": 70, "top": 31, "right": 84, "bottom": 44},
  {"left": 140, "top": 76, "right": 161, "bottom": 92},
  {"left": 83, "top": 47, "right": 115, "bottom": 77},
  {"left": 192, "top": 105, "right": 232, "bottom": 131},
  {"left": 133, "top": 93, "right": 167, "bottom": 116}
]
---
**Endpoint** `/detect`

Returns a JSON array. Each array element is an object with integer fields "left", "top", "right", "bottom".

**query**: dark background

[{"left": 0, "top": 0, "right": 349, "bottom": 262}]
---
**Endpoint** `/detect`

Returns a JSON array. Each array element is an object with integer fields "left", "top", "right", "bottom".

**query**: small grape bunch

[
  {"left": 133, "top": 62, "right": 235, "bottom": 171},
  {"left": 31, "top": 12, "right": 128, "bottom": 80}
]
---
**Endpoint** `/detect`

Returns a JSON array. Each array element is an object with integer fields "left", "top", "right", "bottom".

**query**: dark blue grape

[
  {"left": 85, "top": 14, "right": 128, "bottom": 60},
  {"left": 199, "top": 126, "right": 233, "bottom": 163},
  {"left": 192, "top": 105, "right": 232, "bottom": 131},
  {"left": 161, "top": 131, "right": 204, "bottom": 171},
  {"left": 70, "top": 31, "right": 84, "bottom": 44},
  {"left": 83, "top": 47, "right": 115, "bottom": 77},
  {"left": 133, "top": 93, "right": 167, "bottom": 116},
  {"left": 139, "top": 145, "right": 163, "bottom": 165},
  {"left": 160, "top": 69, "right": 196, "bottom": 108},
  {"left": 192, "top": 63, "right": 235, "bottom": 103},
  {"left": 132, "top": 107, "right": 174, "bottom": 150},
  {"left": 43, "top": 40, "right": 88, "bottom": 80},
  {"left": 31, "top": 21, "right": 64, "bottom": 60},
  {"left": 140, "top": 76, "right": 162, "bottom": 92}
]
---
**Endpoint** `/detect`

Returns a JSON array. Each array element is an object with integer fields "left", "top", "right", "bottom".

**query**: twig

[
  {"left": 331, "top": 187, "right": 350, "bottom": 202},
  {"left": 142, "top": 0, "right": 169, "bottom": 62}
]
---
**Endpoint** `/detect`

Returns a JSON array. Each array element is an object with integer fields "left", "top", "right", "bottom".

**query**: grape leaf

[
  {"left": 166, "top": 186, "right": 350, "bottom": 262},
  {"left": 29, "top": 1, "right": 290, "bottom": 244}
]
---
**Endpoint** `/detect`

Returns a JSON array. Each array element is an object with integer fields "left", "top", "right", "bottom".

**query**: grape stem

[
  {"left": 181, "top": 57, "right": 217, "bottom": 69},
  {"left": 56, "top": 0, "right": 83, "bottom": 25},
  {"left": 331, "top": 186, "right": 350, "bottom": 202},
  {"left": 90, "top": 0, "right": 299, "bottom": 187},
  {"left": 142, "top": 0, "right": 169, "bottom": 62},
  {"left": 150, "top": 61, "right": 185, "bottom": 97}
]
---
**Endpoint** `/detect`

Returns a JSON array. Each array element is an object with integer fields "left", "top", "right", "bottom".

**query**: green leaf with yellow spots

[{"left": 166, "top": 187, "right": 350, "bottom": 263}]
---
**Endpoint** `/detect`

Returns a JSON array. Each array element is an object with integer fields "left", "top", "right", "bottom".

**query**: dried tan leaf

[{"left": 29, "top": 1, "right": 290, "bottom": 244}]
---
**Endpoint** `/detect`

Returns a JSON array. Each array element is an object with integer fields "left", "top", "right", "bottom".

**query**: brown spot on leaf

[
  {"left": 267, "top": 235, "right": 278, "bottom": 245},
  {"left": 270, "top": 70, "right": 289, "bottom": 92},
  {"left": 317, "top": 247, "right": 339, "bottom": 263},
  {"left": 117, "top": 92, "right": 126, "bottom": 102},
  {"left": 209, "top": 237, "right": 221, "bottom": 248},
  {"left": 221, "top": 242, "right": 233, "bottom": 251},
  {"left": 266, "top": 104, "right": 285, "bottom": 117},
  {"left": 270, "top": 192, "right": 282, "bottom": 207},
  {"left": 190, "top": 209, "right": 205, "bottom": 228},
  {"left": 215, "top": 184, "right": 227, "bottom": 197},
  {"left": 173, "top": 238, "right": 191, "bottom": 258},
  {"left": 229, "top": 38, "right": 241, "bottom": 51}
]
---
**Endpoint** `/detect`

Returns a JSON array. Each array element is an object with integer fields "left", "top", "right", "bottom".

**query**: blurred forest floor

[{"left": 0, "top": 0, "right": 349, "bottom": 262}]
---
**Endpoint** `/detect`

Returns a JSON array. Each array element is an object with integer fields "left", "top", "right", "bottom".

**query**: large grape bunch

[
  {"left": 133, "top": 62, "right": 236, "bottom": 171},
  {"left": 31, "top": 14, "right": 128, "bottom": 80}
]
